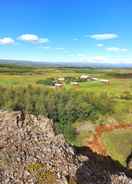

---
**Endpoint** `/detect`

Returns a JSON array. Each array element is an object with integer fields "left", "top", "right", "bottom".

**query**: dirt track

[{"left": 87, "top": 123, "right": 132, "bottom": 155}]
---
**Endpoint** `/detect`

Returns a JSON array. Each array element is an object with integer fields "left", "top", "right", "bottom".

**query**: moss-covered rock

[{"left": 27, "top": 163, "right": 57, "bottom": 184}]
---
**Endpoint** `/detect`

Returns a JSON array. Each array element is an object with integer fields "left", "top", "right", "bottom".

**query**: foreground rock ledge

[{"left": 0, "top": 111, "right": 132, "bottom": 184}]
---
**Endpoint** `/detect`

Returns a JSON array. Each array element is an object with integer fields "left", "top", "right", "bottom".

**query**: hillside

[
  {"left": 0, "top": 111, "right": 132, "bottom": 184},
  {"left": 0, "top": 65, "right": 132, "bottom": 168}
]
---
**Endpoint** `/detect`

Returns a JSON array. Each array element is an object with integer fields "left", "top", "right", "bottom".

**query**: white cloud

[
  {"left": 89, "top": 33, "right": 118, "bottom": 40},
  {"left": 76, "top": 54, "right": 132, "bottom": 64},
  {"left": 77, "top": 54, "right": 85, "bottom": 57},
  {"left": 68, "top": 54, "right": 75, "bottom": 57},
  {"left": 39, "top": 38, "right": 49, "bottom": 44},
  {"left": 77, "top": 54, "right": 109, "bottom": 63},
  {"left": 55, "top": 47, "right": 65, "bottom": 50},
  {"left": 18, "top": 34, "right": 49, "bottom": 44},
  {"left": 0, "top": 37, "right": 15, "bottom": 45},
  {"left": 106, "top": 47, "right": 128, "bottom": 52},
  {"left": 91, "top": 56, "right": 108, "bottom": 62},
  {"left": 120, "top": 48, "right": 128, "bottom": 52},
  {"left": 97, "top": 43, "right": 104, "bottom": 47}
]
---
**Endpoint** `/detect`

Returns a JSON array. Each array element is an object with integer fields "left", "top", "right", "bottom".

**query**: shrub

[
  {"left": 0, "top": 85, "right": 116, "bottom": 142},
  {"left": 37, "top": 78, "right": 55, "bottom": 86},
  {"left": 27, "top": 163, "right": 57, "bottom": 184},
  {"left": 120, "top": 91, "right": 132, "bottom": 100},
  {"left": 65, "top": 76, "right": 77, "bottom": 84}
]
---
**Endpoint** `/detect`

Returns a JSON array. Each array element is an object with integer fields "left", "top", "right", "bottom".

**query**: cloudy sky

[{"left": 0, "top": 0, "right": 132, "bottom": 64}]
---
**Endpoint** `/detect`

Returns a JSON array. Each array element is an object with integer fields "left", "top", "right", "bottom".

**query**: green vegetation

[
  {"left": 0, "top": 64, "right": 132, "bottom": 165},
  {"left": 102, "top": 129, "right": 132, "bottom": 166},
  {"left": 27, "top": 163, "right": 57, "bottom": 184},
  {"left": 37, "top": 78, "right": 55, "bottom": 86},
  {"left": 72, "top": 121, "right": 95, "bottom": 145},
  {"left": 64, "top": 76, "right": 77, "bottom": 83},
  {"left": 0, "top": 85, "right": 116, "bottom": 142}
]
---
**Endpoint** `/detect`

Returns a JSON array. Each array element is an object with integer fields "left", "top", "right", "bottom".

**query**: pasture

[
  {"left": 0, "top": 64, "right": 132, "bottom": 97},
  {"left": 0, "top": 64, "right": 132, "bottom": 166},
  {"left": 102, "top": 129, "right": 132, "bottom": 166}
]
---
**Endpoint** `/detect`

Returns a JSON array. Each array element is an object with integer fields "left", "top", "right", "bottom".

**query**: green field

[
  {"left": 0, "top": 64, "right": 132, "bottom": 166},
  {"left": 102, "top": 129, "right": 132, "bottom": 166},
  {"left": 0, "top": 64, "right": 132, "bottom": 96},
  {"left": 0, "top": 64, "right": 132, "bottom": 121}
]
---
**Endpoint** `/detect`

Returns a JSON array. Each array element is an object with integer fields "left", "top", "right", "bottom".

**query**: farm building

[
  {"left": 99, "top": 79, "right": 110, "bottom": 84},
  {"left": 54, "top": 83, "right": 64, "bottom": 88},
  {"left": 91, "top": 77, "right": 98, "bottom": 81},
  {"left": 80, "top": 75, "right": 91, "bottom": 80}
]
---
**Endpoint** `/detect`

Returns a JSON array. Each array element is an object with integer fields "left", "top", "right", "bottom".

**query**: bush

[
  {"left": 0, "top": 85, "right": 116, "bottom": 142},
  {"left": 64, "top": 76, "right": 77, "bottom": 84},
  {"left": 37, "top": 78, "right": 55, "bottom": 86},
  {"left": 120, "top": 91, "right": 132, "bottom": 100}
]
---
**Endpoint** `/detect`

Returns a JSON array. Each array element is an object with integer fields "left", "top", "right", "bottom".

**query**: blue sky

[{"left": 0, "top": 0, "right": 132, "bottom": 64}]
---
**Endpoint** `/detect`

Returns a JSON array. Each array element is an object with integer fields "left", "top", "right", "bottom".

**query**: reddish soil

[{"left": 87, "top": 123, "right": 132, "bottom": 156}]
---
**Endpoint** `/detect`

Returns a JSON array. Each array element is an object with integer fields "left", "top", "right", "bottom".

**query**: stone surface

[
  {"left": 0, "top": 111, "right": 132, "bottom": 184},
  {"left": 0, "top": 111, "right": 78, "bottom": 184}
]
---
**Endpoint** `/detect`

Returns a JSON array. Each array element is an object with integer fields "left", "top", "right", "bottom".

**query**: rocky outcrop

[
  {"left": 0, "top": 111, "right": 78, "bottom": 184},
  {"left": 0, "top": 111, "right": 132, "bottom": 184}
]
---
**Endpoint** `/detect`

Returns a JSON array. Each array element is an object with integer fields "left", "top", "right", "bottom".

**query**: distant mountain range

[{"left": 0, "top": 59, "right": 132, "bottom": 68}]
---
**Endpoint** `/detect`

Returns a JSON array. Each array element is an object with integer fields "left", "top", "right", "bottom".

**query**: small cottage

[
  {"left": 54, "top": 83, "right": 64, "bottom": 88},
  {"left": 99, "top": 79, "right": 110, "bottom": 84},
  {"left": 80, "top": 75, "right": 90, "bottom": 80}
]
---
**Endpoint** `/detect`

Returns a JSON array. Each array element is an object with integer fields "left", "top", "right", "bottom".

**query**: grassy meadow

[
  {"left": 102, "top": 129, "right": 132, "bottom": 166},
  {"left": 0, "top": 64, "right": 132, "bottom": 96},
  {"left": 0, "top": 64, "right": 132, "bottom": 166}
]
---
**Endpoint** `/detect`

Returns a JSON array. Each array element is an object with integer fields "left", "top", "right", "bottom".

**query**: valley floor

[{"left": 0, "top": 64, "right": 132, "bottom": 167}]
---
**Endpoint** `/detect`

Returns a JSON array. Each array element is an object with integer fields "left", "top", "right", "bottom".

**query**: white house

[
  {"left": 80, "top": 75, "right": 90, "bottom": 80},
  {"left": 99, "top": 79, "right": 110, "bottom": 84},
  {"left": 54, "top": 83, "right": 64, "bottom": 88},
  {"left": 91, "top": 77, "right": 98, "bottom": 81}
]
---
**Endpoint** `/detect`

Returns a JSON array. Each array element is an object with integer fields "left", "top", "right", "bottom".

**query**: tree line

[{"left": 0, "top": 85, "right": 115, "bottom": 142}]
